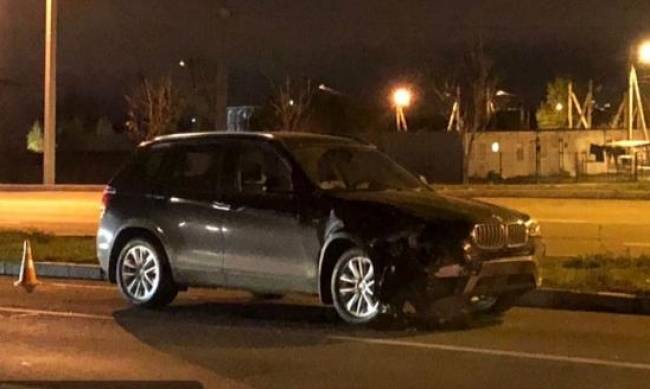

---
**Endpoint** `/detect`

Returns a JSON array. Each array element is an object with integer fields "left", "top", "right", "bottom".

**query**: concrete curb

[
  {"left": 0, "top": 260, "right": 105, "bottom": 281},
  {"left": 0, "top": 184, "right": 105, "bottom": 192},
  {"left": 518, "top": 289, "right": 650, "bottom": 315}
]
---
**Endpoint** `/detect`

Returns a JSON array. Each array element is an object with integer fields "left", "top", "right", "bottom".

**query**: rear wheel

[
  {"left": 116, "top": 239, "right": 178, "bottom": 308},
  {"left": 331, "top": 248, "right": 381, "bottom": 325}
]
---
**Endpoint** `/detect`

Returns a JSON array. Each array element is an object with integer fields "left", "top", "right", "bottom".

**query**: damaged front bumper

[
  {"left": 422, "top": 254, "right": 540, "bottom": 321},
  {"left": 435, "top": 255, "right": 539, "bottom": 296}
]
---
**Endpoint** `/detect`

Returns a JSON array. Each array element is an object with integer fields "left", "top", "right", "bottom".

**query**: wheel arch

[
  {"left": 317, "top": 233, "right": 366, "bottom": 304},
  {"left": 108, "top": 225, "right": 173, "bottom": 283}
]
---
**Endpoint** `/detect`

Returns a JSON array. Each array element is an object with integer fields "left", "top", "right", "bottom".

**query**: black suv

[{"left": 98, "top": 132, "right": 541, "bottom": 324}]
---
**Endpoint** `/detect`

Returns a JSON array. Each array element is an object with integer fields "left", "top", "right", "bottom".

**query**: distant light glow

[
  {"left": 491, "top": 142, "right": 500, "bottom": 153},
  {"left": 179, "top": 60, "right": 186, "bottom": 68},
  {"left": 639, "top": 41, "right": 650, "bottom": 65},
  {"left": 555, "top": 102, "right": 564, "bottom": 112},
  {"left": 392, "top": 88, "right": 412, "bottom": 108},
  {"left": 288, "top": 99, "right": 295, "bottom": 106},
  {"left": 191, "top": 117, "right": 197, "bottom": 124}
]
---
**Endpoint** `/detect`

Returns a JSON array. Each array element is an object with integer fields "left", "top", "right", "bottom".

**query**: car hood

[{"left": 328, "top": 189, "right": 528, "bottom": 225}]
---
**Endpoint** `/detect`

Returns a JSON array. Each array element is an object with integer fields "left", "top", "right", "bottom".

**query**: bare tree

[
  {"left": 270, "top": 77, "right": 315, "bottom": 131},
  {"left": 457, "top": 40, "right": 498, "bottom": 183},
  {"left": 125, "top": 76, "right": 185, "bottom": 142}
]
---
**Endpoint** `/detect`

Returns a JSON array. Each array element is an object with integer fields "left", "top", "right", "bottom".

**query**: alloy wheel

[
  {"left": 119, "top": 245, "right": 161, "bottom": 302},
  {"left": 335, "top": 256, "right": 379, "bottom": 319}
]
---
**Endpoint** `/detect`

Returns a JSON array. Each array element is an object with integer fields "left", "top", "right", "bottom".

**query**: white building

[{"left": 468, "top": 129, "right": 642, "bottom": 179}]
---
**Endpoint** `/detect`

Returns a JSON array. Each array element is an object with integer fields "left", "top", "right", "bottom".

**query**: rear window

[{"left": 165, "top": 144, "right": 225, "bottom": 199}]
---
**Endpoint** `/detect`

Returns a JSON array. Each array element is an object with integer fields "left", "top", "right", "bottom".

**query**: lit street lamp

[
  {"left": 43, "top": 0, "right": 57, "bottom": 185},
  {"left": 639, "top": 41, "right": 650, "bottom": 65},
  {"left": 318, "top": 83, "right": 345, "bottom": 96},
  {"left": 392, "top": 87, "right": 412, "bottom": 132},
  {"left": 492, "top": 141, "right": 503, "bottom": 178}
]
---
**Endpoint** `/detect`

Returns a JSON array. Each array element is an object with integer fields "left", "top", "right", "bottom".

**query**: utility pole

[{"left": 43, "top": 0, "right": 57, "bottom": 185}]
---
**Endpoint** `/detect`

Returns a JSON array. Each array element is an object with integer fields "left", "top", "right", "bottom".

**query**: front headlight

[{"left": 525, "top": 219, "right": 542, "bottom": 237}]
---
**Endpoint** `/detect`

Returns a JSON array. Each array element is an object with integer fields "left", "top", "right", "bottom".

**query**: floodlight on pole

[
  {"left": 639, "top": 41, "right": 650, "bottom": 65},
  {"left": 392, "top": 88, "right": 412, "bottom": 108},
  {"left": 392, "top": 87, "right": 412, "bottom": 132}
]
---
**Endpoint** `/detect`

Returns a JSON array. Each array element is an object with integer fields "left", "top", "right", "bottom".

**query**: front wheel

[
  {"left": 116, "top": 239, "right": 178, "bottom": 308},
  {"left": 331, "top": 248, "right": 381, "bottom": 325}
]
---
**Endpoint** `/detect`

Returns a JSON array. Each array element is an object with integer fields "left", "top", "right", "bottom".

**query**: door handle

[{"left": 211, "top": 201, "right": 232, "bottom": 211}]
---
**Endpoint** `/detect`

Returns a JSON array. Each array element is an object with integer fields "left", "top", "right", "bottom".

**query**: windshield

[{"left": 289, "top": 143, "right": 427, "bottom": 192}]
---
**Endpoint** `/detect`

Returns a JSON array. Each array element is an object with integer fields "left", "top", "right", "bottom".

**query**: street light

[
  {"left": 639, "top": 41, "right": 650, "bottom": 65},
  {"left": 393, "top": 88, "right": 412, "bottom": 108},
  {"left": 43, "top": 0, "right": 57, "bottom": 185},
  {"left": 392, "top": 87, "right": 412, "bottom": 132},
  {"left": 492, "top": 142, "right": 503, "bottom": 179},
  {"left": 318, "top": 83, "right": 345, "bottom": 96}
]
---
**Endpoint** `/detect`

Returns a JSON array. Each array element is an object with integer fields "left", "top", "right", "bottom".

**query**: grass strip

[{"left": 0, "top": 229, "right": 96, "bottom": 264}]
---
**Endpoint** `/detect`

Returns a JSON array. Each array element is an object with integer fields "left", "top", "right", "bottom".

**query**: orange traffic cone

[{"left": 14, "top": 240, "right": 40, "bottom": 293}]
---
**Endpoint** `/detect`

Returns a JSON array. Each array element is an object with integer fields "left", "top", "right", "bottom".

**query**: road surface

[
  {"left": 1, "top": 191, "right": 650, "bottom": 256},
  {"left": 1, "top": 277, "right": 650, "bottom": 388}
]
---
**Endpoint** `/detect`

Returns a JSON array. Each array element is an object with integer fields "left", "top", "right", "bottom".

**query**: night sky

[{"left": 1, "top": 0, "right": 649, "bottom": 148}]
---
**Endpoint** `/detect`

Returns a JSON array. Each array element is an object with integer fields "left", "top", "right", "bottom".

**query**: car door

[
  {"left": 219, "top": 140, "right": 319, "bottom": 293},
  {"left": 154, "top": 142, "right": 228, "bottom": 287}
]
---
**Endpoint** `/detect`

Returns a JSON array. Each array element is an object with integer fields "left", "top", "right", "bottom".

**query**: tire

[
  {"left": 116, "top": 238, "right": 178, "bottom": 308},
  {"left": 330, "top": 248, "right": 381, "bottom": 325}
]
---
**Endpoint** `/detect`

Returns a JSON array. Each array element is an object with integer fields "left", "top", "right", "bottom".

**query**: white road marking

[
  {"left": 0, "top": 306, "right": 113, "bottom": 321},
  {"left": 49, "top": 281, "right": 114, "bottom": 290},
  {"left": 329, "top": 336, "right": 650, "bottom": 371}
]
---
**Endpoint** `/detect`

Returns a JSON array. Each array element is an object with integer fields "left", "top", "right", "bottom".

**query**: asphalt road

[
  {"left": 1, "top": 191, "right": 650, "bottom": 256},
  {"left": 2, "top": 277, "right": 650, "bottom": 388}
]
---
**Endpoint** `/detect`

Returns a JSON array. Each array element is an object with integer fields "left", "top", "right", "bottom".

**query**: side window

[
  {"left": 235, "top": 143, "right": 293, "bottom": 195},
  {"left": 166, "top": 144, "right": 224, "bottom": 199}
]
